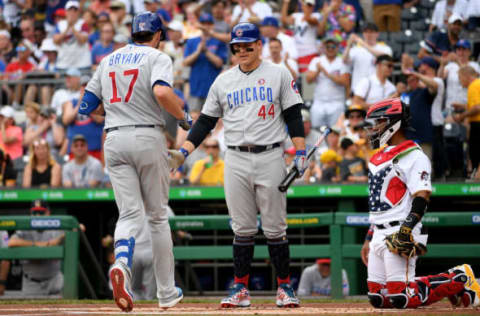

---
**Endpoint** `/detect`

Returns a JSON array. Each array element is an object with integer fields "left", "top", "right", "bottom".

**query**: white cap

[
  {"left": 448, "top": 13, "right": 463, "bottom": 24},
  {"left": 65, "top": 0, "right": 80, "bottom": 10},
  {"left": 0, "top": 30, "right": 10, "bottom": 39},
  {"left": 168, "top": 20, "right": 184, "bottom": 32},
  {"left": 40, "top": 38, "right": 59, "bottom": 52},
  {"left": 304, "top": 0, "right": 315, "bottom": 5},
  {"left": 113, "top": 33, "right": 128, "bottom": 43},
  {"left": 0, "top": 106, "right": 15, "bottom": 118}
]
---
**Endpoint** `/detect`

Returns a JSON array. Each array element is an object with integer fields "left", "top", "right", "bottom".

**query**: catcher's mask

[{"left": 365, "top": 98, "right": 410, "bottom": 149}]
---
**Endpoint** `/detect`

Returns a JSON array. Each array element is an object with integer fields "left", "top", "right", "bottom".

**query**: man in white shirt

[
  {"left": 430, "top": 0, "right": 468, "bottom": 31},
  {"left": 260, "top": 16, "right": 298, "bottom": 61},
  {"left": 52, "top": 0, "right": 91, "bottom": 72},
  {"left": 281, "top": 0, "right": 321, "bottom": 73},
  {"left": 353, "top": 54, "right": 396, "bottom": 109},
  {"left": 231, "top": 0, "right": 272, "bottom": 26},
  {"left": 267, "top": 38, "right": 298, "bottom": 80},
  {"left": 50, "top": 68, "right": 82, "bottom": 116},
  {"left": 343, "top": 23, "right": 392, "bottom": 92},
  {"left": 306, "top": 37, "right": 350, "bottom": 128}
]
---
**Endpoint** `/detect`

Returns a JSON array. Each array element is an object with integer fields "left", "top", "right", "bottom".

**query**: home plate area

[{"left": 0, "top": 302, "right": 479, "bottom": 316}]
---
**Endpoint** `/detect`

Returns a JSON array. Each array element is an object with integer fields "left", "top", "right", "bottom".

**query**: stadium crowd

[{"left": 0, "top": 0, "right": 479, "bottom": 189}]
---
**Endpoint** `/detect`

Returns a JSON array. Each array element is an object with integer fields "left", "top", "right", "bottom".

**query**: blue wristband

[
  {"left": 296, "top": 150, "right": 306, "bottom": 156},
  {"left": 179, "top": 148, "right": 189, "bottom": 158}
]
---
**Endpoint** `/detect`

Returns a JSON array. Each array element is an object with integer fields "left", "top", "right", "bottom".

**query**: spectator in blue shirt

[
  {"left": 183, "top": 12, "right": 228, "bottom": 112},
  {"left": 418, "top": 14, "right": 463, "bottom": 63},
  {"left": 91, "top": 21, "right": 114, "bottom": 68}
]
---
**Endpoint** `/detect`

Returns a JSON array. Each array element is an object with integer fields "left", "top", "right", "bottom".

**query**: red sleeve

[{"left": 365, "top": 224, "right": 374, "bottom": 241}]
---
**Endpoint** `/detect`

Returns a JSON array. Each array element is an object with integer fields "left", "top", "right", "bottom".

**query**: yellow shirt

[
  {"left": 467, "top": 78, "right": 480, "bottom": 123},
  {"left": 189, "top": 159, "right": 225, "bottom": 186}
]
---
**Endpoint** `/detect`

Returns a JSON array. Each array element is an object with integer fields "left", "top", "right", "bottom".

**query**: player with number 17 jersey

[{"left": 86, "top": 44, "right": 173, "bottom": 129}]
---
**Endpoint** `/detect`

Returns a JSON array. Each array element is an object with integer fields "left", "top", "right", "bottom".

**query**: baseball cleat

[
  {"left": 449, "top": 264, "right": 480, "bottom": 307},
  {"left": 276, "top": 283, "right": 300, "bottom": 308},
  {"left": 158, "top": 287, "right": 183, "bottom": 309},
  {"left": 220, "top": 283, "right": 251, "bottom": 308},
  {"left": 110, "top": 261, "right": 134, "bottom": 312}
]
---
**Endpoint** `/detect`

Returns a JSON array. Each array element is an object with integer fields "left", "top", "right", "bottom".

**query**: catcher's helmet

[
  {"left": 229, "top": 23, "right": 260, "bottom": 53},
  {"left": 365, "top": 98, "right": 410, "bottom": 149},
  {"left": 132, "top": 11, "right": 165, "bottom": 40}
]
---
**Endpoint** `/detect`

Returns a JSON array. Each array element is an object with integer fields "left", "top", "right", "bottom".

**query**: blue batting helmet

[
  {"left": 132, "top": 11, "right": 165, "bottom": 40},
  {"left": 230, "top": 22, "right": 260, "bottom": 45}
]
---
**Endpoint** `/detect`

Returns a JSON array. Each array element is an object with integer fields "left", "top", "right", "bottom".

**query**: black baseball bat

[{"left": 278, "top": 127, "right": 331, "bottom": 192}]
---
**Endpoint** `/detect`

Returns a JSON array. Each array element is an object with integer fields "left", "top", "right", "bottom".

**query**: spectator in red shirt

[
  {"left": 0, "top": 106, "right": 23, "bottom": 161},
  {"left": 5, "top": 41, "right": 36, "bottom": 107}
]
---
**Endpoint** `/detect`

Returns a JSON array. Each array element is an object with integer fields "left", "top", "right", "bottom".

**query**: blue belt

[{"left": 227, "top": 143, "right": 280, "bottom": 154}]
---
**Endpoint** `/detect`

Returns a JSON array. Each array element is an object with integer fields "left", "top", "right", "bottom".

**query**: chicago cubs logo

[
  {"left": 235, "top": 29, "right": 243, "bottom": 37},
  {"left": 258, "top": 78, "right": 265, "bottom": 85},
  {"left": 139, "top": 22, "right": 146, "bottom": 31},
  {"left": 291, "top": 80, "right": 299, "bottom": 94}
]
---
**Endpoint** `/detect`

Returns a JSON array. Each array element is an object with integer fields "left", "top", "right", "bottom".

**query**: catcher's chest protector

[{"left": 368, "top": 140, "right": 420, "bottom": 214}]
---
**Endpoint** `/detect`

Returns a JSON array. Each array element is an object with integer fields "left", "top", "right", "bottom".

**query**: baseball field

[{"left": 0, "top": 298, "right": 479, "bottom": 316}]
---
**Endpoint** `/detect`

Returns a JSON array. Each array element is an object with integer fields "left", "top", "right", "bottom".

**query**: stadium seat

[
  {"left": 390, "top": 30, "right": 421, "bottom": 45},
  {"left": 410, "top": 20, "right": 429, "bottom": 32},
  {"left": 401, "top": 7, "right": 423, "bottom": 21},
  {"left": 420, "top": 0, "right": 436, "bottom": 10},
  {"left": 388, "top": 42, "right": 403, "bottom": 60},
  {"left": 402, "top": 21, "right": 410, "bottom": 30},
  {"left": 405, "top": 42, "right": 421, "bottom": 55}
]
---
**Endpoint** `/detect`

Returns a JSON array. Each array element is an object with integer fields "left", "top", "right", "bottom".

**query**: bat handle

[{"left": 278, "top": 166, "right": 299, "bottom": 192}]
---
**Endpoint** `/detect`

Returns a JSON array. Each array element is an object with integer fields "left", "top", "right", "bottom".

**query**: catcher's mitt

[{"left": 385, "top": 231, "right": 427, "bottom": 259}]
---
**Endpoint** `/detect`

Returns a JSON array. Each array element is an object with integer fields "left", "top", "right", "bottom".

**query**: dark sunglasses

[
  {"left": 349, "top": 114, "right": 363, "bottom": 119},
  {"left": 205, "top": 145, "right": 219, "bottom": 149},
  {"left": 31, "top": 210, "right": 47, "bottom": 216},
  {"left": 326, "top": 44, "right": 337, "bottom": 50},
  {"left": 382, "top": 62, "right": 394, "bottom": 69}
]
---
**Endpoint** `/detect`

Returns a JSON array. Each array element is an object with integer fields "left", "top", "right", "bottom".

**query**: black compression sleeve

[
  {"left": 283, "top": 104, "right": 305, "bottom": 138},
  {"left": 403, "top": 196, "right": 428, "bottom": 230},
  {"left": 186, "top": 113, "right": 219, "bottom": 148}
]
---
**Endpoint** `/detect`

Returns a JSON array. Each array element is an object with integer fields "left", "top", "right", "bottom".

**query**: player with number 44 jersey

[
  {"left": 169, "top": 22, "right": 306, "bottom": 308},
  {"left": 79, "top": 12, "right": 190, "bottom": 312}
]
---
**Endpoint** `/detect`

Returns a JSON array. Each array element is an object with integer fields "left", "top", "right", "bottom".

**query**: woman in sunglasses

[{"left": 22, "top": 138, "right": 61, "bottom": 188}]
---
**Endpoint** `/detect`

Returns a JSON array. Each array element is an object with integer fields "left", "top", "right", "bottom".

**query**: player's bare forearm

[
  {"left": 181, "top": 140, "right": 196, "bottom": 154},
  {"left": 153, "top": 85, "right": 184, "bottom": 120},
  {"left": 291, "top": 137, "right": 306, "bottom": 151}
]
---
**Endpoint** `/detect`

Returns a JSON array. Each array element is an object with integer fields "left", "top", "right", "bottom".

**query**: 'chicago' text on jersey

[{"left": 227, "top": 86, "right": 273, "bottom": 109}]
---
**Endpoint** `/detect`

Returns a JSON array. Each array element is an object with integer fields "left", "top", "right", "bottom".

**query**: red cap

[
  {"left": 316, "top": 258, "right": 331, "bottom": 265},
  {"left": 54, "top": 8, "right": 66, "bottom": 17}
]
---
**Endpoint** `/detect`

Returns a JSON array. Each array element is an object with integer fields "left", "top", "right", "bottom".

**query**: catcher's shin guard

[
  {"left": 367, "top": 282, "right": 392, "bottom": 308},
  {"left": 419, "top": 269, "right": 467, "bottom": 306},
  {"left": 386, "top": 281, "right": 425, "bottom": 308}
]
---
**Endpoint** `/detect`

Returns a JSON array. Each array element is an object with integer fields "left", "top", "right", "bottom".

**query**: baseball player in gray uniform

[
  {"left": 170, "top": 22, "right": 307, "bottom": 308},
  {"left": 78, "top": 12, "right": 191, "bottom": 312}
]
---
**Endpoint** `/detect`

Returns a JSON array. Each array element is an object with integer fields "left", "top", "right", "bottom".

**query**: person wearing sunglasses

[
  {"left": 352, "top": 54, "right": 396, "bottom": 109},
  {"left": 8, "top": 199, "right": 65, "bottom": 296},
  {"left": 189, "top": 137, "right": 224, "bottom": 185},
  {"left": 306, "top": 36, "right": 350, "bottom": 129}
]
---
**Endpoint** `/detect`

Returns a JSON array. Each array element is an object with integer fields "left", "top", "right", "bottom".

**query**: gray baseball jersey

[
  {"left": 202, "top": 61, "right": 303, "bottom": 146},
  {"left": 86, "top": 44, "right": 173, "bottom": 129},
  {"left": 91, "top": 41, "right": 179, "bottom": 302},
  {"left": 203, "top": 60, "right": 303, "bottom": 238}
]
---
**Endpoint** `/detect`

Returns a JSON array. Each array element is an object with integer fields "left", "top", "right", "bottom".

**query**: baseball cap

[
  {"left": 304, "top": 0, "right": 315, "bottom": 5},
  {"left": 362, "top": 22, "right": 378, "bottom": 32},
  {"left": 320, "top": 150, "right": 341, "bottom": 164},
  {"left": 323, "top": 36, "right": 339, "bottom": 44},
  {"left": 261, "top": 16, "right": 279, "bottom": 28},
  {"left": 30, "top": 199, "right": 49, "bottom": 213},
  {"left": 168, "top": 20, "right": 184, "bottom": 32},
  {"left": 419, "top": 56, "right": 439, "bottom": 70},
  {"left": 0, "top": 106, "right": 14, "bottom": 118},
  {"left": 54, "top": 8, "right": 66, "bottom": 17},
  {"left": 455, "top": 39, "right": 471, "bottom": 50},
  {"left": 73, "top": 134, "right": 87, "bottom": 142},
  {"left": 123, "top": 15, "right": 133, "bottom": 25},
  {"left": 65, "top": 68, "right": 81, "bottom": 77},
  {"left": 345, "top": 104, "right": 366, "bottom": 118},
  {"left": 0, "top": 30, "right": 10, "bottom": 39},
  {"left": 340, "top": 137, "right": 354, "bottom": 150},
  {"left": 316, "top": 258, "right": 331, "bottom": 265},
  {"left": 110, "top": 0, "right": 125, "bottom": 9},
  {"left": 65, "top": 0, "right": 80, "bottom": 10},
  {"left": 448, "top": 13, "right": 463, "bottom": 24},
  {"left": 144, "top": 0, "right": 159, "bottom": 4},
  {"left": 329, "top": 126, "right": 341, "bottom": 135},
  {"left": 301, "top": 109, "right": 311, "bottom": 122},
  {"left": 199, "top": 13, "right": 214, "bottom": 24},
  {"left": 40, "top": 38, "right": 59, "bottom": 52}
]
